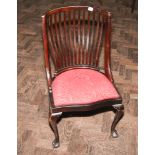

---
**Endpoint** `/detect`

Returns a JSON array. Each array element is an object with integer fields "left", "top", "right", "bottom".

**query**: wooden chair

[{"left": 42, "top": 6, "right": 124, "bottom": 148}]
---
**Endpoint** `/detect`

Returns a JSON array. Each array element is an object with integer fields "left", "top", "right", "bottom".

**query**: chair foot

[
  {"left": 52, "top": 138, "right": 60, "bottom": 148},
  {"left": 111, "top": 129, "right": 118, "bottom": 138},
  {"left": 111, "top": 104, "right": 124, "bottom": 138},
  {"left": 49, "top": 112, "right": 62, "bottom": 148}
]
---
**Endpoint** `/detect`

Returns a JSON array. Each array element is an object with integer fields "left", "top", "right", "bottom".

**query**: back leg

[{"left": 111, "top": 104, "right": 124, "bottom": 138}]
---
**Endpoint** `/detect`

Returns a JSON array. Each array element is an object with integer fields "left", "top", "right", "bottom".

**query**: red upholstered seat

[{"left": 52, "top": 69, "right": 120, "bottom": 106}]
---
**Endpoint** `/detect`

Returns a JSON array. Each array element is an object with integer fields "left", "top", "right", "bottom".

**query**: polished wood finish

[{"left": 42, "top": 6, "right": 124, "bottom": 148}]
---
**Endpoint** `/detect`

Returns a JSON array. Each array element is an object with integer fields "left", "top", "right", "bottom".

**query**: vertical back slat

[
  {"left": 63, "top": 12, "right": 69, "bottom": 67},
  {"left": 58, "top": 12, "right": 66, "bottom": 67},
  {"left": 73, "top": 10, "right": 77, "bottom": 65},
  {"left": 54, "top": 13, "right": 63, "bottom": 68},
  {"left": 66, "top": 12, "right": 71, "bottom": 66},
  {"left": 93, "top": 12, "right": 100, "bottom": 66},
  {"left": 88, "top": 12, "right": 93, "bottom": 65},
  {"left": 68, "top": 11, "right": 73, "bottom": 66},
  {"left": 89, "top": 12, "right": 95, "bottom": 66},
  {"left": 78, "top": 9, "right": 81, "bottom": 64},
  {"left": 49, "top": 15, "right": 60, "bottom": 68},
  {"left": 95, "top": 14, "right": 103, "bottom": 66},
  {"left": 82, "top": 9, "right": 85, "bottom": 64},
  {"left": 47, "top": 25, "right": 57, "bottom": 69},
  {"left": 86, "top": 11, "right": 90, "bottom": 64}
]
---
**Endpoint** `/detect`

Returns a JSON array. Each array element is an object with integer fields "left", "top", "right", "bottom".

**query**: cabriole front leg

[
  {"left": 111, "top": 104, "right": 124, "bottom": 138},
  {"left": 49, "top": 112, "right": 62, "bottom": 148}
]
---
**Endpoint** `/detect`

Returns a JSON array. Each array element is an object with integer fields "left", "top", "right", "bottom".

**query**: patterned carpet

[{"left": 17, "top": 0, "right": 138, "bottom": 154}]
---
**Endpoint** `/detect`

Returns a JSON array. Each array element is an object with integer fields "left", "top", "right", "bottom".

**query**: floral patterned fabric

[{"left": 52, "top": 69, "right": 120, "bottom": 106}]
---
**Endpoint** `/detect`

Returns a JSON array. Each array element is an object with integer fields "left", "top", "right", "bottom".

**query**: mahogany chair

[{"left": 42, "top": 6, "right": 124, "bottom": 148}]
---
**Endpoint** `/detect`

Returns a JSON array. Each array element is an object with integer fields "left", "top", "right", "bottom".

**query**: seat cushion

[{"left": 52, "top": 69, "right": 120, "bottom": 106}]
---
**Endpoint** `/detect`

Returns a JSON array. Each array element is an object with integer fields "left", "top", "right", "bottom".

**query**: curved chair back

[{"left": 42, "top": 6, "right": 112, "bottom": 77}]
